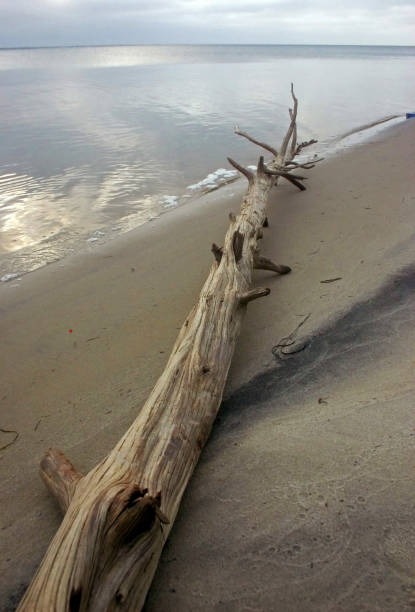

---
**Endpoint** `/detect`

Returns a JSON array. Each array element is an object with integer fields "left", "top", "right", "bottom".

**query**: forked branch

[
  {"left": 280, "top": 83, "right": 298, "bottom": 159},
  {"left": 280, "top": 174, "right": 307, "bottom": 191},
  {"left": 263, "top": 166, "right": 307, "bottom": 191}
]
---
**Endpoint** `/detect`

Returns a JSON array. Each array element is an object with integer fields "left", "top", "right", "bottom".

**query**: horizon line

[{"left": 1, "top": 42, "right": 415, "bottom": 51}]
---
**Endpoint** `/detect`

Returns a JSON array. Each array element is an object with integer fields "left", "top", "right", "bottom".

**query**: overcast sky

[{"left": 0, "top": 0, "right": 414, "bottom": 48}]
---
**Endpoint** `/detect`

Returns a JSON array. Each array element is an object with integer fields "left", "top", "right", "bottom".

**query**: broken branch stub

[
  {"left": 18, "top": 86, "right": 319, "bottom": 612},
  {"left": 40, "top": 449, "right": 83, "bottom": 514},
  {"left": 211, "top": 243, "right": 223, "bottom": 263},
  {"left": 239, "top": 287, "right": 271, "bottom": 305},
  {"left": 254, "top": 254, "right": 291, "bottom": 275}
]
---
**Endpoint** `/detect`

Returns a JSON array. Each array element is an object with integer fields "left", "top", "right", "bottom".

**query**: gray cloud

[{"left": 0, "top": 0, "right": 414, "bottom": 47}]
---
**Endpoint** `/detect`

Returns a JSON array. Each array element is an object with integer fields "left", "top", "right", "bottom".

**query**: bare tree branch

[
  {"left": 264, "top": 168, "right": 307, "bottom": 181},
  {"left": 280, "top": 83, "right": 298, "bottom": 159},
  {"left": 234, "top": 126, "right": 278, "bottom": 157},
  {"left": 289, "top": 108, "right": 297, "bottom": 159},
  {"left": 227, "top": 157, "right": 255, "bottom": 183},
  {"left": 280, "top": 174, "right": 307, "bottom": 191},
  {"left": 254, "top": 254, "right": 291, "bottom": 274},
  {"left": 295, "top": 138, "right": 318, "bottom": 156},
  {"left": 239, "top": 287, "right": 271, "bottom": 305},
  {"left": 285, "top": 157, "right": 324, "bottom": 170}
]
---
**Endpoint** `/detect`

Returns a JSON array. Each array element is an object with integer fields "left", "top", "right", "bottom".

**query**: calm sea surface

[{"left": 0, "top": 44, "right": 414, "bottom": 278}]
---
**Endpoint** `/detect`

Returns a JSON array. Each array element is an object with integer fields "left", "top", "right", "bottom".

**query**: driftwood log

[{"left": 18, "top": 86, "right": 319, "bottom": 611}]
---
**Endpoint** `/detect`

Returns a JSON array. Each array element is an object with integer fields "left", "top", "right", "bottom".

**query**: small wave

[
  {"left": 186, "top": 168, "right": 239, "bottom": 193},
  {"left": 86, "top": 230, "right": 106, "bottom": 244},
  {"left": 160, "top": 195, "right": 179, "bottom": 208},
  {"left": 335, "top": 114, "right": 404, "bottom": 141},
  {"left": 0, "top": 273, "right": 19, "bottom": 282},
  {"left": 311, "top": 114, "right": 406, "bottom": 164}
]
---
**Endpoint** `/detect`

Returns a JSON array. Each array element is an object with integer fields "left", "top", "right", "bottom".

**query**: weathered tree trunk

[{"left": 18, "top": 86, "right": 318, "bottom": 611}]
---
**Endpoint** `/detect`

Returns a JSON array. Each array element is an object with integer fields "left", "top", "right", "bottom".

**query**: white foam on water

[
  {"left": 86, "top": 230, "right": 106, "bottom": 243},
  {"left": 1, "top": 273, "right": 19, "bottom": 282},
  {"left": 186, "top": 168, "right": 239, "bottom": 193},
  {"left": 160, "top": 195, "right": 179, "bottom": 208}
]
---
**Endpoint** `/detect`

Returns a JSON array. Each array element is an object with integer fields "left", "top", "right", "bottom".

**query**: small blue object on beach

[{"left": 406, "top": 113, "right": 415, "bottom": 119}]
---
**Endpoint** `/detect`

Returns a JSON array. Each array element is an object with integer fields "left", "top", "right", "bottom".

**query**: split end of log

[
  {"left": 263, "top": 217, "right": 269, "bottom": 228},
  {"left": 239, "top": 287, "right": 270, "bottom": 306},
  {"left": 40, "top": 448, "right": 83, "bottom": 513}
]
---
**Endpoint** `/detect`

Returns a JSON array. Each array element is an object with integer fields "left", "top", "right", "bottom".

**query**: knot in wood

[{"left": 232, "top": 230, "right": 244, "bottom": 263}]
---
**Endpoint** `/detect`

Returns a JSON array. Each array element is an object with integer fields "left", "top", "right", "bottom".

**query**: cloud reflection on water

[{"left": 0, "top": 45, "right": 414, "bottom": 277}]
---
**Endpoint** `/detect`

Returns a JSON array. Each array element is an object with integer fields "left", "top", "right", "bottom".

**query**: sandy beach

[{"left": 1, "top": 120, "right": 415, "bottom": 610}]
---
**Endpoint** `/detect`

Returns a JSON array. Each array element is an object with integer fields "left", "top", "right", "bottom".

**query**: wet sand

[{"left": 1, "top": 120, "right": 415, "bottom": 610}]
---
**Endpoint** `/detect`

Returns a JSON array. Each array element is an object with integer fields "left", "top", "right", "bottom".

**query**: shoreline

[
  {"left": 0, "top": 114, "right": 407, "bottom": 283},
  {"left": 1, "top": 119, "right": 415, "bottom": 609}
]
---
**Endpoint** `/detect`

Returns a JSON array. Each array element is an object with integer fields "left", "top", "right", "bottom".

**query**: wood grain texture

[{"left": 18, "top": 86, "right": 312, "bottom": 611}]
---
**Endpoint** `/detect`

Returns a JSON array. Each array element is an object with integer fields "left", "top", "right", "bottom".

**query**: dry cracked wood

[{"left": 18, "top": 85, "right": 317, "bottom": 611}]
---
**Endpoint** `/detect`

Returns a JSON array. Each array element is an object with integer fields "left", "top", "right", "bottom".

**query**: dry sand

[{"left": 1, "top": 120, "right": 415, "bottom": 610}]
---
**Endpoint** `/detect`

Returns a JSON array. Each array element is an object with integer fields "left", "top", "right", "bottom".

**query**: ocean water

[{"left": 0, "top": 44, "right": 414, "bottom": 279}]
